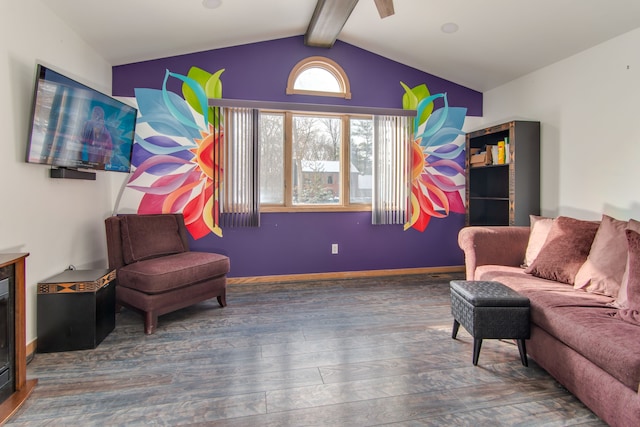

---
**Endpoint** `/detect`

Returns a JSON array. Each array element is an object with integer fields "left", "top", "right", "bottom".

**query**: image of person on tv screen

[{"left": 81, "top": 106, "right": 113, "bottom": 169}]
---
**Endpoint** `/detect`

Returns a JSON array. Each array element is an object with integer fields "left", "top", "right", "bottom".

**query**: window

[
  {"left": 286, "top": 56, "right": 351, "bottom": 99},
  {"left": 210, "top": 53, "right": 412, "bottom": 218},
  {"left": 349, "top": 118, "right": 373, "bottom": 204},
  {"left": 259, "top": 113, "right": 285, "bottom": 204},
  {"left": 259, "top": 112, "right": 373, "bottom": 211}
]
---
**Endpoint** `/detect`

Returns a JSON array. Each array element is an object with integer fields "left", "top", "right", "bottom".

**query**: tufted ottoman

[{"left": 450, "top": 280, "right": 530, "bottom": 366}]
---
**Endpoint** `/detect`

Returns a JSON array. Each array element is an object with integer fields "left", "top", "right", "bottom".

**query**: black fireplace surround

[{"left": 0, "top": 268, "right": 15, "bottom": 403}]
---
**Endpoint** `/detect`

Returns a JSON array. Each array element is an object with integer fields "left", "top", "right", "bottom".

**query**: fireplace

[
  {"left": 0, "top": 254, "right": 36, "bottom": 424},
  {"left": 0, "top": 276, "right": 13, "bottom": 402}
]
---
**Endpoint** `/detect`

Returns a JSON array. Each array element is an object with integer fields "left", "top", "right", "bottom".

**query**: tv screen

[{"left": 26, "top": 64, "right": 137, "bottom": 173}]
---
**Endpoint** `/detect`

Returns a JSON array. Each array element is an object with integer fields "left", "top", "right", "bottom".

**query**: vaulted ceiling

[{"left": 42, "top": 0, "right": 640, "bottom": 92}]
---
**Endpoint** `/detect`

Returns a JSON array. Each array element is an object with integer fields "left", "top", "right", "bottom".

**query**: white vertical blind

[
  {"left": 214, "top": 107, "right": 260, "bottom": 227},
  {"left": 372, "top": 115, "right": 412, "bottom": 225}
]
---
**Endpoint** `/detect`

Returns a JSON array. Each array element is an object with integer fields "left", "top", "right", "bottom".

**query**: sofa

[
  {"left": 458, "top": 215, "right": 640, "bottom": 427},
  {"left": 105, "top": 213, "right": 230, "bottom": 334}
]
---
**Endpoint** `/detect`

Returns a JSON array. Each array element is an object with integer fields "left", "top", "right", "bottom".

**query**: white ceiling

[{"left": 41, "top": 0, "right": 640, "bottom": 92}]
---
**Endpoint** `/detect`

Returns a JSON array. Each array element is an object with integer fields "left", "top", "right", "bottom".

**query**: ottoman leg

[
  {"left": 473, "top": 338, "right": 483, "bottom": 366},
  {"left": 452, "top": 319, "right": 460, "bottom": 339},
  {"left": 517, "top": 339, "right": 528, "bottom": 367}
]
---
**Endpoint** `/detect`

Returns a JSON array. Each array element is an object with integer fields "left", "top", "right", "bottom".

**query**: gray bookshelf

[{"left": 465, "top": 120, "right": 540, "bottom": 226}]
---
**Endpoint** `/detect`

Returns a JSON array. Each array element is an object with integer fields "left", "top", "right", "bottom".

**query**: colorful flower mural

[
  {"left": 125, "top": 69, "right": 465, "bottom": 238},
  {"left": 401, "top": 83, "right": 467, "bottom": 232},
  {"left": 127, "top": 67, "right": 225, "bottom": 239}
]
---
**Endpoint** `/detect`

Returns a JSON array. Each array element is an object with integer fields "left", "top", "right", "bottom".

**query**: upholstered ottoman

[{"left": 450, "top": 280, "right": 530, "bottom": 366}]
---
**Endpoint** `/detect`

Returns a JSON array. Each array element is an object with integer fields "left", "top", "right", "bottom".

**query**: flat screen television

[{"left": 26, "top": 64, "right": 137, "bottom": 179}]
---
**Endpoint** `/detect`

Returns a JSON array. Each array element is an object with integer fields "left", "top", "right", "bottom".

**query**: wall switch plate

[{"left": 331, "top": 243, "right": 338, "bottom": 254}]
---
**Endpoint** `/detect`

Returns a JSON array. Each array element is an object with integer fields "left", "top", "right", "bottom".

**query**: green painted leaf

[
  {"left": 183, "top": 67, "right": 212, "bottom": 116},
  {"left": 204, "top": 69, "right": 225, "bottom": 127},
  {"left": 205, "top": 69, "right": 225, "bottom": 99},
  {"left": 400, "top": 82, "right": 418, "bottom": 110},
  {"left": 401, "top": 82, "right": 433, "bottom": 126}
]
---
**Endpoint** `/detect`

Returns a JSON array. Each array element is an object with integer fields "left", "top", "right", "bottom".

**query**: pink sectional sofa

[{"left": 458, "top": 215, "right": 640, "bottom": 427}]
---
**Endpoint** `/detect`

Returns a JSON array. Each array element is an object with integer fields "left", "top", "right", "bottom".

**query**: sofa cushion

[
  {"left": 120, "top": 215, "right": 187, "bottom": 264},
  {"left": 574, "top": 214, "right": 628, "bottom": 298},
  {"left": 476, "top": 265, "right": 640, "bottom": 392},
  {"left": 523, "top": 215, "right": 553, "bottom": 268},
  {"left": 118, "top": 251, "right": 230, "bottom": 294},
  {"left": 614, "top": 219, "right": 640, "bottom": 308},
  {"left": 525, "top": 216, "right": 599, "bottom": 285},
  {"left": 534, "top": 292, "right": 640, "bottom": 393},
  {"left": 617, "top": 229, "right": 640, "bottom": 325}
]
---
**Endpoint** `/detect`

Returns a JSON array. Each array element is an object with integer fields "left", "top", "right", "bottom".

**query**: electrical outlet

[{"left": 331, "top": 243, "right": 339, "bottom": 254}]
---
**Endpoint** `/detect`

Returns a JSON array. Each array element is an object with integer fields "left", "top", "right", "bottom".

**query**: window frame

[
  {"left": 207, "top": 98, "right": 416, "bottom": 217},
  {"left": 260, "top": 110, "right": 372, "bottom": 213},
  {"left": 286, "top": 56, "right": 352, "bottom": 100}
]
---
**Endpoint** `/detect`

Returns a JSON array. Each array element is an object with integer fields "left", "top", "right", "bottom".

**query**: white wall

[
  {"left": 483, "top": 28, "right": 640, "bottom": 222},
  {"left": 0, "top": 2, "right": 123, "bottom": 343}
]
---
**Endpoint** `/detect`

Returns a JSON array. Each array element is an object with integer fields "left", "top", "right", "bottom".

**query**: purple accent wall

[
  {"left": 112, "top": 35, "right": 480, "bottom": 278},
  {"left": 191, "top": 212, "right": 465, "bottom": 278},
  {"left": 113, "top": 36, "right": 482, "bottom": 116}
]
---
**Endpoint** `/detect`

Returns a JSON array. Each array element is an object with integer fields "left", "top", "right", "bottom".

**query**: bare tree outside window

[
  {"left": 350, "top": 118, "right": 373, "bottom": 204},
  {"left": 293, "top": 115, "right": 341, "bottom": 205},
  {"left": 259, "top": 113, "right": 284, "bottom": 204}
]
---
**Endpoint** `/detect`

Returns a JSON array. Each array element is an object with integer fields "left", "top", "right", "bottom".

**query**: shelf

[
  {"left": 465, "top": 120, "right": 540, "bottom": 226},
  {"left": 469, "top": 196, "right": 509, "bottom": 202},
  {"left": 470, "top": 164, "right": 509, "bottom": 170}
]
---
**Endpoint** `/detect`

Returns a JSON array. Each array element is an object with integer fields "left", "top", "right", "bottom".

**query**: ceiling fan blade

[{"left": 374, "top": 0, "right": 394, "bottom": 18}]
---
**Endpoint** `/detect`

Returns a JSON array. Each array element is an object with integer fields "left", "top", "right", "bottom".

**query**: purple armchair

[{"left": 105, "top": 214, "right": 230, "bottom": 334}]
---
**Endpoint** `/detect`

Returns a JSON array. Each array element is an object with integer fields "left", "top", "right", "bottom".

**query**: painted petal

[
  {"left": 422, "top": 172, "right": 464, "bottom": 195},
  {"left": 427, "top": 158, "right": 465, "bottom": 177},
  {"left": 420, "top": 127, "right": 465, "bottom": 148},
  {"left": 410, "top": 141, "right": 425, "bottom": 181},
  {"left": 419, "top": 180, "right": 449, "bottom": 217},
  {"left": 440, "top": 106, "right": 467, "bottom": 131},
  {"left": 183, "top": 67, "right": 211, "bottom": 117},
  {"left": 134, "top": 135, "right": 195, "bottom": 157},
  {"left": 426, "top": 143, "right": 464, "bottom": 160},
  {"left": 128, "top": 171, "right": 194, "bottom": 195},
  {"left": 134, "top": 88, "right": 201, "bottom": 139},
  {"left": 404, "top": 192, "right": 421, "bottom": 230},
  {"left": 416, "top": 94, "right": 447, "bottom": 139},
  {"left": 131, "top": 146, "right": 188, "bottom": 176},
  {"left": 162, "top": 179, "right": 202, "bottom": 213},
  {"left": 162, "top": 70, "right": 205, "bottom": 130},
  {"left": 447, "top": 190, "right": 466, "bottom": 214},
  {"left": 138, "top": 193, "right": 167, "bottom": 214},
  {"left": 412, "top": 186, "right": 434, "bottom": 232},
  {"left": 426, "top": 145, "right": 466, "bottom": 172},
  {"left": 129, "top": 155, "right": 193, "bottom": 180}
]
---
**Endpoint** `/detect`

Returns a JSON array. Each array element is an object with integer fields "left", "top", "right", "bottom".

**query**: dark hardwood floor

[{"left": 8, "top": 273, "right": 605, "bottom": 426}]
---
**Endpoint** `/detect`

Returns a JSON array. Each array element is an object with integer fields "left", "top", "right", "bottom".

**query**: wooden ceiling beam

[
  {"left": 304, "top": 0, "right": 360, "bottom": 48},
  {"left": 374, "top": 0, "right": 394, "bottom": 19}
]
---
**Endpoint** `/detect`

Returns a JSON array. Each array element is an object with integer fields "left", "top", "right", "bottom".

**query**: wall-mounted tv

[{"left": 26, "top": 64, "right": 137, "bottom": 179}]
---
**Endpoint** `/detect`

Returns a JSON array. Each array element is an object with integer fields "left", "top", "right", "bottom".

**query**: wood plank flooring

[{"left": 8, "top": 273, "right": 606, "bottom": 426}]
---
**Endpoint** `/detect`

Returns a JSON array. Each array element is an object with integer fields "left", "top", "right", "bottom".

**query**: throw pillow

[
  {"left": 616, "top": 229, "right": 640, "bottom": 325},
  {"left": 525, "top": 216, "right": 599, "bottom": 285},
  {"left": 121, "top": 214, "right": 187, "bottom": 264},
  {"left": 574, "top": 214, "right": 628, "bottom": 297},
  {"left": 613, "top": 218, "right": 640, "bottom": 308},
  {"left": 522, "top": 215, "right": 554, "bottom": 268}
]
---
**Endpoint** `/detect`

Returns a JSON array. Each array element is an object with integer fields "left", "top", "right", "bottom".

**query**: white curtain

[
  {"left": 214, "top": 106, "right": 260, "bottom": 227},
  {"left": 372, "top": 115, "right": 412, "bottom": 225}
]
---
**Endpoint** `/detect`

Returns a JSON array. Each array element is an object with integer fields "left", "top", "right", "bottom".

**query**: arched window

[{"left": 286, "top": 56, "right": 351, "bottom": 99}]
